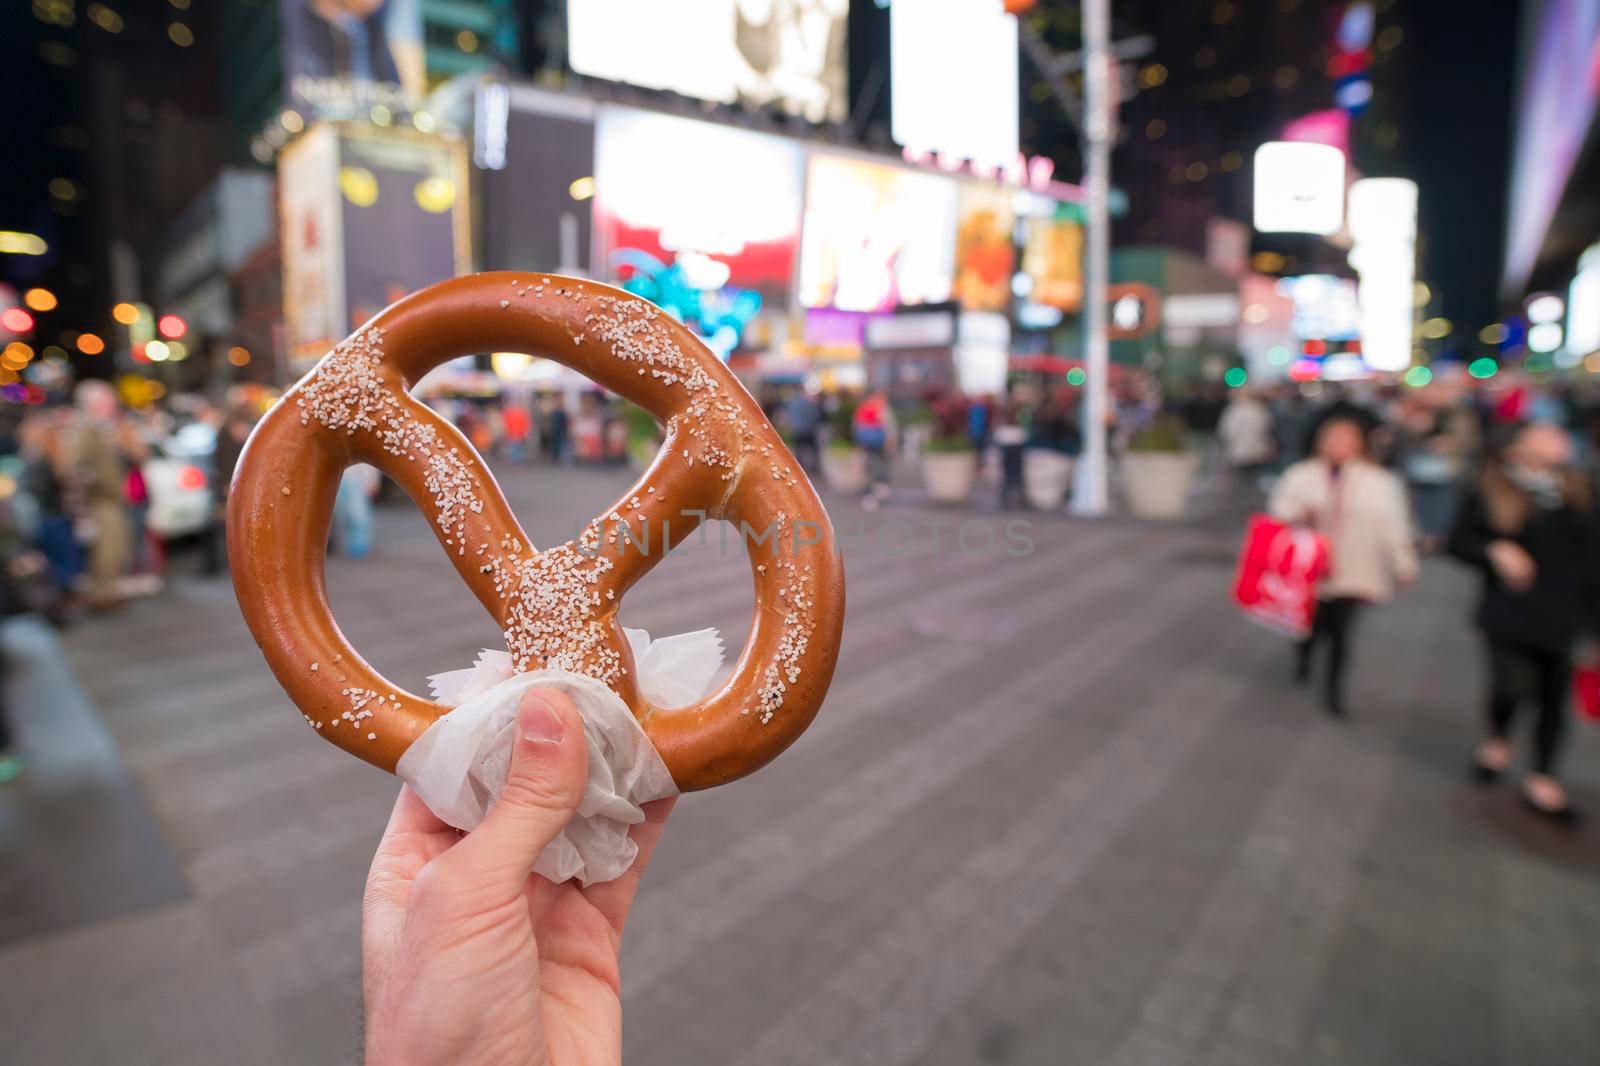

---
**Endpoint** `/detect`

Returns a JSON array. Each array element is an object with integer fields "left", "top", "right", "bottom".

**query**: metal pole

[{"left": 1072, "top": 0, "right": 1112, "bottom": 516}]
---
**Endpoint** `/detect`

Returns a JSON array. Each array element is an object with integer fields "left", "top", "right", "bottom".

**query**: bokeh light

[{"left": 1, "top": 308, "right": 35, "bottom": 333}]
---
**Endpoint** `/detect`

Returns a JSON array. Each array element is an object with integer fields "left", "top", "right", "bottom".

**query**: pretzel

[{"left": 228, "top": 273, "right": 845, "bottom": 791}]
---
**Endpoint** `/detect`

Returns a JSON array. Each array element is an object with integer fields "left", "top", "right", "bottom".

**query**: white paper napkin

[{"left": 395, "top": 628, "right": 722, "bottom": 886}]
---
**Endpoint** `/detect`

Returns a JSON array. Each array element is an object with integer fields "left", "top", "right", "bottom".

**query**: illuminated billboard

[
  {"left": 1276, "top": 274, "right": 1362, "bottom": 342},
  {"left": 1020, "top": 212, "right": 1083, "bottom": 312},
  {"left": 280, "top": 123, "right": 470, "bottom": 370},
  {"left": 280, "top": 0, "right": 425, "bottom": 121},
  {"left": 593, "top": 107, "right": 803, "bottom": 302},
  {"left": 1503, "top": 0, "right": 1600, "bottom": 294},
  {"left": 891, "top": 0, "right": 1019, "bottom": 168},
  {"left": 1347, "top": 177, "right": 1417, "bottom": 372},
  {"left": 567, "top": 0, "right": 848, "bottom": 123},
  {"left": 1253, "top": 142, "right": 1345, "bottom": 235},
  {"left": 798, "top": 154, "right": 958, "bottom": 312},
  {"left": 952, "top": 183, "right": 1016, "bottom": 312},
  {"left": 1569, "top": 243, "right": 1600, "bottom": 357}
]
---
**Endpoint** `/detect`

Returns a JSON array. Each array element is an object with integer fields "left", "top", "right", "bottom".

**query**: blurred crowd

[
  {"left": 0, "top": 367, "right": 1596, "bottom": 816},
  {"left": 754, "top": 369, "right": 1600, "bottom": 820}
]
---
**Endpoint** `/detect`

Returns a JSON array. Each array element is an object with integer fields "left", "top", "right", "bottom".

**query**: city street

[{"left": 2, "top": 463, "right": 1598, "bottom": 1066}]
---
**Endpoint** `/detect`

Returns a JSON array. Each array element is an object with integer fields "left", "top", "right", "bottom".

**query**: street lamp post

[{"left": 1072, "top": 0, "right": 1112, "bottom": 516}]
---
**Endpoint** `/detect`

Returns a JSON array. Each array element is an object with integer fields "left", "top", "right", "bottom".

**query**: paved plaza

[{"left": 2, "top": 462, "right": 1599, "bottom": 1065}]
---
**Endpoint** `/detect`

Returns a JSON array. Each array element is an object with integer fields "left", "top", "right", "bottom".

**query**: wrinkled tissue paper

[{"left": 395, "top": 627, "right": 723, "bottom": 886}]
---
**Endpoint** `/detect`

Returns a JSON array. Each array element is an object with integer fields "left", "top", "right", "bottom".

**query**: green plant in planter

[
  {"left": 1127, "top": 415, "right": 1189, "bottom": 453},
  {"left": 619, "top": 401, "right": 662, "bottom": 465},
  {"left": 924, "top": 433, "right": 974, "bottom": 455},
  {"left": 619, "top": 401, "right": 660, "bottom": 442},
  {"left": 826, "top": 435, "right": 859, "bottom": 454}
]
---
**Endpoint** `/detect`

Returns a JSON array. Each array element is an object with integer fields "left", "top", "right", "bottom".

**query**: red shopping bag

[
  {"left": 1232, "top": 513, "right": 1329, "bottom": 640},
  {"left": 1574, "top": 663, "right": 1600, "bottom": 723}
]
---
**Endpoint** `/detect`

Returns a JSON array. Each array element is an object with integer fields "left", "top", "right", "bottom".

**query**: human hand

[
  {"left": 1486, "top": 539, "right": 1537, "bottom": 592},
  {"left": 362, "top": 688, "right": 675, "bottom": 1066}
]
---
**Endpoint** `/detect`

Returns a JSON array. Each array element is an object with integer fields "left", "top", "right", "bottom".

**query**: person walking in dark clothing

[
  {"left": 206, "top": 402, "right": 256, "bottom": 575},
  {"left": 783, "top": 388, "right": 822, "bottom": 474},
  {"left": 1449, "top": 422, "right": 1600, "bottom": 820}
]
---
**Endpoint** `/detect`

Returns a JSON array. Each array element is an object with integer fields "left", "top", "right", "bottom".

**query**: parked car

[{"left": 143, "top": 421, "right": 215, "bottom": 540}]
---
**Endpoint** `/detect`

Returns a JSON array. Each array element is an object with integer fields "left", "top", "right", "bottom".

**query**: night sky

[
  {"left": 0, "top": 1, "right": 1537, "bottom": 339},
  {"left": 1404, "top": 0, "right": 1524, "bottom": 332}
]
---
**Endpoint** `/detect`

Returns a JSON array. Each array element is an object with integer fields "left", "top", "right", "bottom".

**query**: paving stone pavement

[{"left": 2, "top": 461, "right": 1598, "bottom": 1065}]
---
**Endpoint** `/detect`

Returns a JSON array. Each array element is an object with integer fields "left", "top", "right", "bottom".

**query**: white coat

[{"left": 1268, "top": 458, "right": 1418, "bottom": 602}]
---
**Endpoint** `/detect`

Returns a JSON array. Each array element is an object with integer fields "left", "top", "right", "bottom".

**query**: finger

[
  {"left": 439, "top": 687, "right": 588, "bottom": 896},
  {"left": 585, "top": 795, "right": 677, "bottom": 935}
]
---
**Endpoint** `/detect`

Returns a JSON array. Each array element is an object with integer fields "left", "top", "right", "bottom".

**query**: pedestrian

[
  {"left": 853, "top": 389, "right": 896, "bottom": 508},
  {"left": 1448, "top": 421, "right": 1600, "bottom": 820},
  {"left": 1269, "top": 408, "right": 1418, "bottom": 717},
  {"left": 1216, "top": 387, "right": 1277, "bottom": 509},
  {"left": 20, "top": 415, "right": 81, "bottom": 599},
  {"left": 500, "top": 401, "right": 532, "bottom": 464},
  {"left": 333, "top": 463, "right": 381, "bottom": 560},
  {"left": 544, "top": 397, "right": 570, "bottom": 464},
  {"left": 66, "top": 381, "right": 134, "bottom": 610},
  {"left": 207, "top": 397, "right": 258, "bottom": 575},
  {"left": 1399, "top": 385, "right": 1478, "bottom": 550},
  {"left": 965, "top": 394, "right": 991, "bottom": 454},
  {"left": 994, "top": 401, "right": 1028, "bottom": 510},
  {"left": 782, "top": 387, "right": 822, "bottom": 474}
]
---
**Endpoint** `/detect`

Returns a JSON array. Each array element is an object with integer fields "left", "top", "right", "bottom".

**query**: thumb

[{"left": 447, "top": 687, "right": 589, "bottom": 893}]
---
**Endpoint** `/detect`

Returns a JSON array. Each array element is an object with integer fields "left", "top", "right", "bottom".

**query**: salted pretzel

[{"left": 228, "top": 273, "right": 845, "bottom": 791}]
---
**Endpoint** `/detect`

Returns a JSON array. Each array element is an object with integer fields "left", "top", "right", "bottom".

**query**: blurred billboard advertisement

[
  {"left": 1276, "top": 274, "right": 1362, "bottom": 342},
  {"left": 280, "top": 0, "right": 426, "bottom": 120},
  {"left": 1347, "top": 177, "right": 1417, "bottom": 373},
  {"left": 952, "top": 183, "right": 1016, "bottom": 312},
  {"left": 1020, "top": 210, "right": 1083, "bottom": 313},
  {"left": 1504, "top": 0, "right": 1600, "bottom": 294},
  {"left": 798, "top": 155, "right": 958, "bottom": 312},
  {"left": 567, "top": 0, "right": 848, "bottom": 123},
  {"left": 1568, "top": 242, "right": 1600, "bottom": 356},
  {"left": 891, "top": 0, "right": 1019, "bottom": 168},
  {"left": 1252, "top": 141, "right": 1345, "bottom": 235},
  {"left": 593, "top": 107, "right": 803, "bottom": 302},
  {"left": 592, "top": 107, "right": 803, "bottom": 356},
  {"left": 280, "top": 124, "right": 470, "bottom": 370},
  {"left": 279, "top": 124, "right": 344, "bottom": 367}
]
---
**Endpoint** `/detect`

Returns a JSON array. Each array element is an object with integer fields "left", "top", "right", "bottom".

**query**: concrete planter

[
  {"left": 822, "top": 447, "right": 868, "bottom": 494},
  {"left": 922, "top": 451, "right": 976, "bottom": 503},
  {"left": 1121, "top": 451, "right": 1199, "bottom": 520},
  {"left": 1023, "top": 449, "right": 1074, "bottom": 511}
]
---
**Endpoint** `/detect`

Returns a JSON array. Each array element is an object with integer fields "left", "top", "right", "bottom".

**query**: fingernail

[{"left": 520, "top": 692, "right": 566, "bottom": 745}]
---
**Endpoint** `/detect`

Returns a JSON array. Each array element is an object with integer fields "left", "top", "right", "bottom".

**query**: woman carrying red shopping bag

[
  {"left": 1268, "top": 407, "right": 1418, "bottom": 719},
  {"left": 1448, "top": 422, "right": 1600, "bottom": 822}
]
